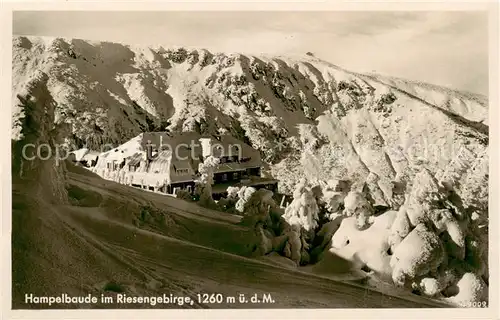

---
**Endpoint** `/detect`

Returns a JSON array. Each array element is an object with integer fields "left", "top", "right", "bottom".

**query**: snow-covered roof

[
  {"left": 126, "top": 152, "right": 144, "bottom": 167},
  {"left": 100, "top": 133, "right": 144, "bottom": 162},
  {"left": 148, "top": 150, "right": 171, "bottom": 173},
  {"left": 71, "top": 148, "right": 89, "bottom": 162},
  {"left": 81, "top": 152, "right": 99, "bottom": 162},
  {"left": 70, "top": 148, "right": 100, "bottom": 162},
  {"left": 140, "top": 131, "right": 262, "bottom": 173}
]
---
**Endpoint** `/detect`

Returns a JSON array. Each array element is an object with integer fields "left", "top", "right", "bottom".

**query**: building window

[{"left": 222, "top": 173, "right": 228, "bottom": 182}]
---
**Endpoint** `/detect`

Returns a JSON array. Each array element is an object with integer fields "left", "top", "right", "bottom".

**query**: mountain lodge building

[{"left": 91, "top": 131, "right": 277, "bottom": 197}]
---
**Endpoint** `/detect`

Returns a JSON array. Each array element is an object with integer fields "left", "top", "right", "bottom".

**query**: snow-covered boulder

[
  {"left": 330, "top": 211, "right": 397, "bottom": 281},
  {"left": 388, "top": 206, "right": 412, "bottom": 252},
  {"left": 417, "top": 277, "right": 441, "bottom": 297},
  {"left": 412, "top": 267, "right": 458, "bottom": 297},
  {"left": 390, "top": 223, "right": 445, "bottom": 287},
  {"left": 445, "top": 273, "right": 488, "bottom": 307}
]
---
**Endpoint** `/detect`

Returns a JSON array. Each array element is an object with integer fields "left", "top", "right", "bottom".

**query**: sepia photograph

[{"left": 2, "top": 2, "right": 499, "bottom": 319}]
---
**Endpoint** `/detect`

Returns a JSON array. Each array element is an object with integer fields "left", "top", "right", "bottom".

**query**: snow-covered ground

[{"left": 11, "top": 162, "right": 450, "bottom": 308}]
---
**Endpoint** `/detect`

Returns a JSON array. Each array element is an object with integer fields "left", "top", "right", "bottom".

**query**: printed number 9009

[{"left": 467, "top": 301, "right": 487, "bottom": 308}]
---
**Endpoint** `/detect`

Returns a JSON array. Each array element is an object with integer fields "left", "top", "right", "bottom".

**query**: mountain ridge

[{"left": 12, "top": 35, "right": 488, "bottom": 196}]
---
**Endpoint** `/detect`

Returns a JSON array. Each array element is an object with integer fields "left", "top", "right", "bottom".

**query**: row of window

[
  {"left": 127, "top": 164, "right": 190, "bottom": 175},
  {"left": 110, "top": 156, "right": 256, "bottom": 176},
  {"left": 107, "top": 161, "right": 124, "bottom": 171}
]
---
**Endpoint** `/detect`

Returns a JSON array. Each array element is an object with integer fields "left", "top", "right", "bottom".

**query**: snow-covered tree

[
  {"left": 235, "top": 186, "right": 256, "bottom": 213},
  {"left": 319, "top": 179, "right": 350, "bottom": 218},
  {"left": 343, "top": 191, "right": 373, "bottom": 229},
  {"left": 216, "top": 186, "right": 240, "bottom": 213},
  {"left": 226, "top": 186, "right": 240, "bottom": 199},
  {"left": 282, "top": 178, "right": 320, "bottom": 232},
  {"left": 194, "top": 156, "right": 220, "bottom": 208}
]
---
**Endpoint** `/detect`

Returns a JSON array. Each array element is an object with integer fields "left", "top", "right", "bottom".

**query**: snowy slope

[{"left": 11, "top": 161, "right": 449, "bottom": 308}]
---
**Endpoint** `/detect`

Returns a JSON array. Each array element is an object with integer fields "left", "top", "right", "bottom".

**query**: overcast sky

[{"left": 13, "top": 11, "right": 489, "bottom": 95}]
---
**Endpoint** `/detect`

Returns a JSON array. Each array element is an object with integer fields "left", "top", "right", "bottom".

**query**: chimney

[
  {"left": 146, "top": 139, "right": 153, "bottom": 161},
  {"left": 159, "top": 135, "right": 163, "bottom": 151},
  {"left": 199, "top": 138, "right": 212, "bottom": 158}
]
